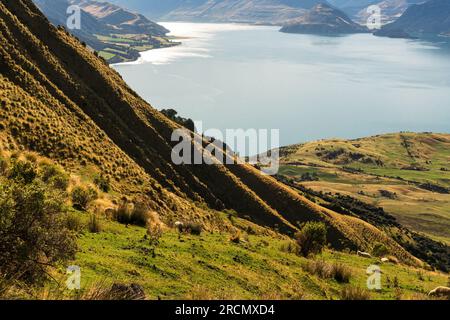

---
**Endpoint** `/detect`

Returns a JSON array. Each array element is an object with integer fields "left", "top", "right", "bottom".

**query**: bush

[
  {"left": 0, "top": 158, "right": 8, "bottom": 175},
  {"left": 185, "top": 222, "right": 202, "bottom": 236},
  {"left": 331, "top": 263, "right": 352, "bottom": 283},
  {"left": 94, "top": 174, "right": 110, "bottom": 192},
  {"left": 0, "top": 181, "right": 77, "bottom": 283},
  {"left": 88, "top": 214, "right": 102, "bottom": 233},
  {"left": 8, "top": 160, "right": 37, "bottom": 184},
  {"left": 65, "top": 213, "right": 85, "bottom": 232},
  {"left": 112, "top": 202, "right": 153, "bottom": 227},
  {"left": 71, "top": 186, "right": 98, "bottom": 211},
  {"left": 295, "top": 222, "right": 327, "bottom": 257},
  {"left": 372, "top": 242, "right": 389, "bottom": 257},
  {"left": 302, "top": 260, "right": 352, "bottom": 283},
  {"left": 130, "top": 203, "right": 151, "bottom": 227},
  {"left": 39, "top": 164, "right": 69, "bottom": 191},
  {"left": 340, "top": 286, "right": 371, "bottom": 300},
  {"left": 113, "top": 202, "right": 131, "bottom": 224},
  {"left": 280, "top": 241, "right": 299, "bottom": 254}
]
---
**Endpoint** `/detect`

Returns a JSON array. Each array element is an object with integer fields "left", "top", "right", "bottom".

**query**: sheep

[
  {"left": 428, "top": 286, "right": 450, "bottom": 298},
  {"left": 357, "top": 251, "right": 372, "bottom": 258},
  {"left": 174, "top": 221, "right": 184, "bottom": 232}
]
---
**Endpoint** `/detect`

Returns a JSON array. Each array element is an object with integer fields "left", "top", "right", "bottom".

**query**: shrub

[
  {"left": 185, "top": 222, "right": 202, "bottom": 236},
  {"left": 331, "top": 263, "right": 352, "bottom": 283},
  {"left": 302, "top": 260, "right": 352, "bottom": 283},
  {"left": 39, "top": 164, "right": 69, "bottom": 191},
  {"left": 113, "top": 202, "right": 131, "bottom": 224},
  {"left": 88, "top": 214, "right": 102, "bottom": 233},
  {"left": 280, "top": 241, "right": 299, "bottom": 254},
  {"left": 94, "top": 174, "right": 110, "bottom": 192},
  {"left": 0, "top": 181, "right": 77, "bottom": 283},
  {"left": 372, "top": 242, "right": 389, "bottom": 257},
  {"left": 0, "top": 158, "right": 8, "bottom": 175},
  {"left": 65, "top": 213, "right": 85, "bottom": 232},
  {"left": 176, "top": 221, "right": 203, "bottom": 236},
  {"left": 230, "top": 231, "right": 241, "bottom": 244},
  {"left": 71, "top": 186, "right": 98, "bottom": 211},
  {"left": 130, "top": 203, "right": 151, "bottom": 227},
  {"left": 147, "top": 222, "right": 163, "bottom": 246},
  {"left": 8, "top": 160, "right": 36, "bottom": 184},
  {"left": 340, "top": 286, "right": 371, "bottom": 300},
  {"left": 295, "top": 222, "right": 327, "bottom": 257}
]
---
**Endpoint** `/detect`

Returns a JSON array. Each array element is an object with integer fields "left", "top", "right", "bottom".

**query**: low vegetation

[
  {"left": 295, "top": 222, "right": 327, "bottom": 257},
  {"left": 0, "top": 153, "right": 77, "bottom": 283}
]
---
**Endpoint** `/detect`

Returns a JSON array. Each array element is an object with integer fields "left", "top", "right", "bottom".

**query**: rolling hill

[{"left": 277, "top": 132, "right": 450, "bottom": 247}]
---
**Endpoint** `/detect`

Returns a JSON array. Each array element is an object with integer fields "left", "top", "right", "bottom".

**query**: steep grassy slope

[{"left": 0, "top": 0, "right": 424, "bottom": 268}]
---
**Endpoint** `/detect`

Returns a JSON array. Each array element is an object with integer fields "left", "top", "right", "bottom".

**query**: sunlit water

[{"left": 113, "top": 22, "right": 450, "bottom": 148}]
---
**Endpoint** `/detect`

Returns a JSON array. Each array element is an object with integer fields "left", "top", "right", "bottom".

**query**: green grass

[
  {"left": 279, "top": 133, "right": 450, "bottom": 244},
  {"left": 98, "top": 51, "right": 115, "bottom": 61},
  {"left": 70, "top": 215, "right": 448, "bottom": 300}
]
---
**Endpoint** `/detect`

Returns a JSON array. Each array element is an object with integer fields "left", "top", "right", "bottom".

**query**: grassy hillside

[
  {"left": 1, "top": 0, "right": 448, "bottom": 300},
  {"left": 278, "top": 132, "right": 450, "bottom": 245}
]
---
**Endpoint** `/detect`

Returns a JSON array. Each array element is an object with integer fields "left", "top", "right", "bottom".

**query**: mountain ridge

[
  {"left": 107, "top": 0, "right": 330, "bottom": 24},
  {"left": 280, "top": 3, "right": 369, "bottom": 34},
  {"left": 375, "top": 0, "right": 450, "bottom": 38}
]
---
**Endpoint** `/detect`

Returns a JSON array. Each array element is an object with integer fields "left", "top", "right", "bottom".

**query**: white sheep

[
  {"left": 357, "top": 250, "right": 372, "bottom": 258},
  {"left": 428, "top": 286, "right": 450, "bottom": 298}
]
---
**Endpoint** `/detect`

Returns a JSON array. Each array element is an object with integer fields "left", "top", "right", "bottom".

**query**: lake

[{"left": 113, "top": 22, "right": 450, "bottom": 149}]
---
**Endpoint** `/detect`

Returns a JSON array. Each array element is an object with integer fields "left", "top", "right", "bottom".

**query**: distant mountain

[
  {"left": 328, "top": 0, "right": 424, "bottom": 24},
  {"left": 280, "top": 3, "right": 368, "bottom": 34},
  {"left": 328, "top": 0, "right": 379, "bottom": 17},
  {"left": 107, "top": 0, "right": 329, "bottom": 24},
  {"left": 75, "top": 0, "right": 169, "bottom": 35},
  {"left": 33, "top": 0, "right": 174, "bottom": 63},
  {"left": 375, "top": 0, "right": 450, "bottom": 38},
  {"left": 355, "top": 0, "right": 425, "bottom": 25}
]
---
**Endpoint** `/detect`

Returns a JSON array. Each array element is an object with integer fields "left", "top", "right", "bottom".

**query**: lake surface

[{"left": 113, "top": 22, "right": 450, "bottom": 149}]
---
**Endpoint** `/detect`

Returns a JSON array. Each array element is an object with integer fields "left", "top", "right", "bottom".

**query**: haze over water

[{"left": 113, "top": 22, "right": 450, "bottom": 148}]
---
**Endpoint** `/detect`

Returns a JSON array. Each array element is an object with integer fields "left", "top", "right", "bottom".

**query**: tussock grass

[
  {"left": 302, "top": 260, "right": 352, "bottom": 283},
  {"left": 340, "top": 286, "right": 371, "bottom": 300}
]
